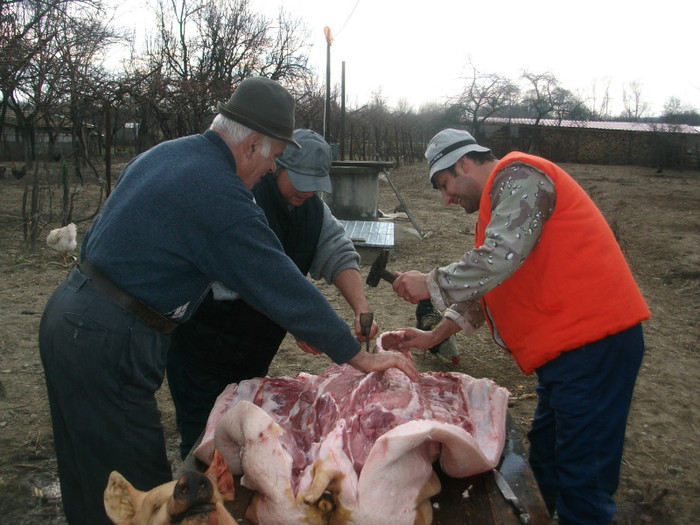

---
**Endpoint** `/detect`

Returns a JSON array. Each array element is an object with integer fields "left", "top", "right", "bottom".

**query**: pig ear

[
  {"left": 206, "top": 449, "right": 235, "bottom": 501},
  {"left": 104, "top": 471, "right": 138, "bottom": 525}
]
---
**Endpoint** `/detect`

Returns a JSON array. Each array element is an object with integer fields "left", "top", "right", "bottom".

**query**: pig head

[{"left": 104, "top": 449, "right": 235, "bottom": 525}]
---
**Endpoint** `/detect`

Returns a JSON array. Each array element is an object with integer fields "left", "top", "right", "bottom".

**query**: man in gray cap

[
  {"left": 39, "top": 78, "right": 416, "bottom": 525},
  {"left": 386, "top": 128, "right": 649, "bottom": 525},
  {"left": 167, "top": 129, "right": 380, "bottom": 459}
]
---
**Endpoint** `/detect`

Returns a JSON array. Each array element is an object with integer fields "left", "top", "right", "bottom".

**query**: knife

[
  {"left": 359, "top": 313, "right": 374, "bottom": 353},
  {"left": 493, "top": 469, "right": 531, "bottom": 524}
]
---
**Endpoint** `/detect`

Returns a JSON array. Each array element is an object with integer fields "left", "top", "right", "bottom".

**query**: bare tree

[
  {"left": 0, "top": 0, "right": 113, "bottom": 245},
  {"left": 391, "top": 103, "right": 427, "bottom": 164},
  {"left": 550, "top": 87, "right": 588, "bottom": 123},
  {"left": 663, "top": 96, "right": 684, "bottom": 116},
  {"left": 456, "top": 63, "right": 519, "bottom": 139},
  {"left": 521, "top": 71, "right": 577, "bottom": 153},
  {"left": 129, "top": 0, "right": 314, "bottom": 139},
  {"left": 662, "top": 96, "right": 700, "bottom": 126},
  {"left": 0, "top": 0, "right": 72, "bottom": 113},
  {"left": 2, "top": 1, "right": 70, "bottom": 245},
  {"left": 259, "top": 8, "right": 311, "bottom": 83},
  {"left": 621, "top": 80, "right": 648, "bottom": 121},
  {"left": 56, "top": 4, "right": 119, "bottom": 183},
  {"left": 521, "top": 71, "right": 561, "bottom": 124},
  {"left": 367, "top": 90, "right": 391, "bottom": 160},
  {"left": 292, "top": 75, "right": 325, "bottom": 130},
  {"left": 1, "top": 0, "right": 68, "bottom": 165},
  {"left": 588, "top": 77, "right": 613, "bottom": 120}
]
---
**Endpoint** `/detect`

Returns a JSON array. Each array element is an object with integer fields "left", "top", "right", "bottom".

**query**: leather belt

[{"left": 79, "top": 259, "right": 178, "bottom": 334}]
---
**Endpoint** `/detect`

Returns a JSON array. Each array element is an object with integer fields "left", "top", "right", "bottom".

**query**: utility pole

[
  {"left": 340, "top": 61, "right": 346, "bottom": 160},
  {"left": 323, "top": 26, "right": 333, "bottom": 142}
]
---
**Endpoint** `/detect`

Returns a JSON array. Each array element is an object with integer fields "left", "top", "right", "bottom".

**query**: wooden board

[
  {"left": 429, "top": 414, "right": 550, "bottom": 524},
  {"left": 180, "top": 413, "right": 550, "bottom": 524}
]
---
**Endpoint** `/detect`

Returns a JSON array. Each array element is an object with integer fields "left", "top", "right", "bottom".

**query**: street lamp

[{"left": 323, "top": 26, "right": 333, "bottom": 142}]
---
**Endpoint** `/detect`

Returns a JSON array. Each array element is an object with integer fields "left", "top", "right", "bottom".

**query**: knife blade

[{"left": 493, "top": 469, "right": 531, "bottom": 524}]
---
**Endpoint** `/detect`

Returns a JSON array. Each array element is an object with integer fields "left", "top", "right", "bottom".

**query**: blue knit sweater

[{"left": 81, "top": 130, "right": 360, "bottom": 363}]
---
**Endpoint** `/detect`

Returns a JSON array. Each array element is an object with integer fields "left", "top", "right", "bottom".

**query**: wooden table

[
  {"left": 429, "top": 414, "right": 549, "bottom": 524},
  {"left": 179, "top": 413, "right": 549, "bottom": 524}
]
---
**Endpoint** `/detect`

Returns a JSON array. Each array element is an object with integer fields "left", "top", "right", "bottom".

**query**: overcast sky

[
  {"left": 252, "top": 0, "right": 699, "bottom": 117},
  {"left": 113, "top": 0, "right": 699, "bottom": 117}
]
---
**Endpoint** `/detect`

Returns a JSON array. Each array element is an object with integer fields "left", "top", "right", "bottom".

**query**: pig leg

[
  {"left": 215, "top": 401, "right": 306, "bottom": 525},
  {"left": 354, "top": 421, "right": 442, "bottom": 525}
]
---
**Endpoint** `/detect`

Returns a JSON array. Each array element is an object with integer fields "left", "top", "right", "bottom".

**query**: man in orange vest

[{"left": 389, "top": 128, "right": 650, "bottom": 525}]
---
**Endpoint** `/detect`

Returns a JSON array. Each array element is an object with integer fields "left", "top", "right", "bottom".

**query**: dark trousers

[
  {"left": 166, "top": 346, "right": 233, "bottom": 460},
  {"left": 167, "top": 293, "right": 285, "bottom": 459},
  {"left": 39, "top": 267, "right": 172, "bottom": 524},
  {"left": 527, "top": 323, "right": 645, "bottom": 525}
]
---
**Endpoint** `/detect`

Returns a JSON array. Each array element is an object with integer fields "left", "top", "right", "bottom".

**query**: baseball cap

[
  {"left": 425, "top": 128, "right": 491, "bottom": 183},
  {"left": 276, "top": 129, "right": 333, "bottom": 193}
]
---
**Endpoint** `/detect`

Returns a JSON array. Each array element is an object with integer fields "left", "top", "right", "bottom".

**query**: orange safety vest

[{"left": 475, "top": 152, "right": 650, "bottom": 374}]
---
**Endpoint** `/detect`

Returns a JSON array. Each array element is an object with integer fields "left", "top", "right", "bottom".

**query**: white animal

[{"left": 46, "top": 223, "right": 77, "bottom": 263}]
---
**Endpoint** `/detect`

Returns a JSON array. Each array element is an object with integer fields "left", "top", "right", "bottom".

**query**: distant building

[
  {"left": 0, "top": 111, "right": 97, "bottom": 162},
  {"left": 482, "top": 118, "right": 700, "bottom": 170}
]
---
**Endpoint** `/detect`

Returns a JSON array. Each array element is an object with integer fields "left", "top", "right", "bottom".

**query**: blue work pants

[
  {"left": 527, "top": 323, "right": 644, "bottom": 525},
  {"left": 39, "top": 267, "right": 172, "bottom": 524}
]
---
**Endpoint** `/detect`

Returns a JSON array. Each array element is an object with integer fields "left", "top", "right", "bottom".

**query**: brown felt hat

[{"left": 217, "top": 77, "right": 300, "bottom": 148}]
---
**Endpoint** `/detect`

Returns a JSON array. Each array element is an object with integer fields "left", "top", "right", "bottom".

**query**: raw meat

[{"left": 194, "top": 332, "right": 509, "bottom": 525}]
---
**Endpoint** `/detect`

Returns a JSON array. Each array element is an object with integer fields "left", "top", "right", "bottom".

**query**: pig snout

[
  {"left": 167, "top": 472, "right": 216, "bottom": 519},
  {"left": 174, "top": 472, "right": 214, "bottom": 505}
]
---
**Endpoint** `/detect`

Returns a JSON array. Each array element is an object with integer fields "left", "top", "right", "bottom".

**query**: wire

[{"left": 334, "top": 0, "right": 360, "bottom": 38}]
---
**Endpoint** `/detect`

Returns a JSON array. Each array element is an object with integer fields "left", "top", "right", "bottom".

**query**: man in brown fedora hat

[{"left": 39, "top": 77, "right": 418, "bottom": 525}]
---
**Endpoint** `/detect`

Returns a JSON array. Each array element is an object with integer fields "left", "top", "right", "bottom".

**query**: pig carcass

[
  {"left": 104, "top": 449, "right": 236, "bottom": 525},
  {"left": 194, "top": 333, "right": 509, "bottom": 525}
]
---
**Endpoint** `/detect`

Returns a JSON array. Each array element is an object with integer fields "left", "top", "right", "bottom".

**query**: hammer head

[{"left": 366, "top": 249, "right": 392, "bottom": 287}]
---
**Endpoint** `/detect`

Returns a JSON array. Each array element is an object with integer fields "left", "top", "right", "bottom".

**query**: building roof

[{"left": 485, "top": 117, "right": 700, "bottom": 135}]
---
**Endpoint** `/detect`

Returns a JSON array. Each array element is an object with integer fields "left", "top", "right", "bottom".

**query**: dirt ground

[{"left": 0, "top": 160, "right": 698, "bottom": 524}]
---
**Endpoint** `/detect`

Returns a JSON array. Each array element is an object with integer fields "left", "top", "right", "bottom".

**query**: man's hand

[
  {"left": 382, "top": 319, "right": 461, "bottom": 353},
  {"left": 380, "top": 328, "right": 438, "bottom": 351},
  {"left": 392, "top": 270, "right": 430, "bottom": 304},
  {"left": 353, "top": 314, "right": 379, "bottom": 344},
  {"left": 346, "top": 349, "right": 419, "bottom": 382}
]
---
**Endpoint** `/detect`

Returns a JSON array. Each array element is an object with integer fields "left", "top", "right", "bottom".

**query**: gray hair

[{"left": 210, "top": 114, "right": 272, "bottom": 157}]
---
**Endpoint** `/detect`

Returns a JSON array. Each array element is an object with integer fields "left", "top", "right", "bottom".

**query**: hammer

[{"left": 366, "top": 249, "right": 396, "bottom": 287}]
